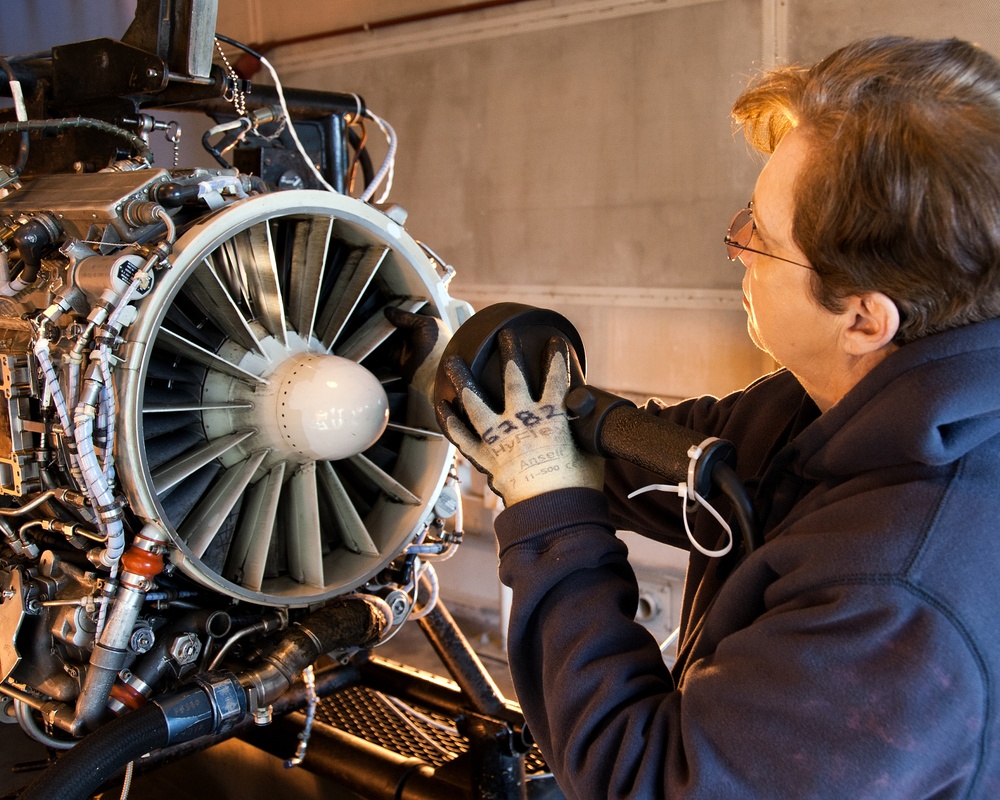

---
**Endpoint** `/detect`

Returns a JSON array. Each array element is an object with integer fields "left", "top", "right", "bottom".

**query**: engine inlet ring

[{"left": 116, "top": 190, "right": 463, "bottom": 606}]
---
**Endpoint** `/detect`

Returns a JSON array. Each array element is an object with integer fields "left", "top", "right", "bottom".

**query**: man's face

[{"left": 740, "top": 129, "right": 843, "bottom": 387}]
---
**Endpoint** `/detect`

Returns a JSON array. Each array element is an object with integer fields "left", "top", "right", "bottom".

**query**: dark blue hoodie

[{"left": 495, "top": 316, "right": 1000, "bottom": 799}]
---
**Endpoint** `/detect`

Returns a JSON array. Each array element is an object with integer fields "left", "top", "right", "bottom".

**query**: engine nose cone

[{"left": 273, "top": 354, "right": 389, "bottom": 461}]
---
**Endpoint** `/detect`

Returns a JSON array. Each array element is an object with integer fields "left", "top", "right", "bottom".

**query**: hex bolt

[{"left": 130, "top": 627, "right": 155, "bottom": 654}]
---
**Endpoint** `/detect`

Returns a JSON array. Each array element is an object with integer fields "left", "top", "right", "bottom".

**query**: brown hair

[{"left": 733, "top": 36, "right": 1000, "bottom": 343}]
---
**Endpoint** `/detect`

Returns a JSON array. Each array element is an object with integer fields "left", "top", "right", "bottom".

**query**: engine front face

[{"left": 118, "top": 189, "right": 459, "bottom": 605}]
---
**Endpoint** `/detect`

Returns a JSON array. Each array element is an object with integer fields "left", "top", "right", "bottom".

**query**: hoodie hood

[{"left": 792, "top": 317, "right": 1000, "bottom": 480}]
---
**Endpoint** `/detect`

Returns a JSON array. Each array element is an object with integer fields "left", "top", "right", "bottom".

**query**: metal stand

[{"left": 238, "top": 593, "right": 561, "bottom": 799}]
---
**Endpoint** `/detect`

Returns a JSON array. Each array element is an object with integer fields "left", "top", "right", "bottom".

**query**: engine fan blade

[
  {"left": 317, "top": 460, "right": 379, "bottom": 557},
  {"left": 335, "top": 298, "right": 426, "bottom": 362},
  {"left": 182, "top": 450, "right": 269, "bottom": 558},
  {"left": 226, "top": 461, "right": 285, "bottom": 592},
  {"left": 286, "top": 214, "right": 334, "bottom": 338},
  {"left": 235, "top": 222, "right": 288, "bottom": 347},
  {"left": 318, "top": 245, "right": 388, "bottom": 350},
  {"left": 151, "top": 429, "right": 256, "bottom": 494},
  {"left": 182, "top": 255, "right": 268, "bottom": 356},
  {"left": 285, "top": 462, "right": 325, "bottom": 588},
  {"left": 155, "top": 329, "right": 268, "bottom": 386},
  {"left": 347, "top": 453, "right": 421, "bottom": 506}
]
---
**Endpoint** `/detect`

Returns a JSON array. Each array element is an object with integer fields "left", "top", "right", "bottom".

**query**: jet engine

[
  {"left": 0, "top": 3, "right": 509, "bottom": 789},
  {"left": 0, "top": 170, "right": 471, "bottom": 730}
]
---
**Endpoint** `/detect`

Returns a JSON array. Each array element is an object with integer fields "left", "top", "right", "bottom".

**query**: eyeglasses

[{"left": 724, "top": 203, "right": 814, "bottom": 270}]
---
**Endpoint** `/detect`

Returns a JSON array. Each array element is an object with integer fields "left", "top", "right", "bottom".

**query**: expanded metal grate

[{"left": 315, "top": 685, "right": 551, "bottom": 776}]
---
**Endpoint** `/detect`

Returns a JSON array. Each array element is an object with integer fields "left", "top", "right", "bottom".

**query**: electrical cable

[
  {"left": 283, "top": 665, "right": 316, "bottom": 768},
  {"left": 346, "top": 125, "right": 375, "bottom": 194},
  {"left": 409, "top": 562, "right": 439, "bottom": 620},
  {"left": 0, "top": 118, "right": 152, "bottom": 163},
  {"left": 346, "top": 120, "right": 368, "bottom": 194},
  {"left": 213, "top": 33, "right": 396, "bottom": 201},
  {"left": 712, "top": 461, "right": 760, "bottom": 554},
  {"left": 119, "top": 761, "right": 134, "bottom": 800},
  {"left": 359, "top": 108, "right": 396, "bottom": 203}
]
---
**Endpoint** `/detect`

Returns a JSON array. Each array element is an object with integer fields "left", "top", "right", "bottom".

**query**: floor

[{"left": 1, "top": 604, "right": 542, "bottom": 800}]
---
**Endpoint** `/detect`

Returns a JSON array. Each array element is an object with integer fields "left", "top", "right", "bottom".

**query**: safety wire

[{"left": 283, "top": 665, "right": 316, "bottom": 768}]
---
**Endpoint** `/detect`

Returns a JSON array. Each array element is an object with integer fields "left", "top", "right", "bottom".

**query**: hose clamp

[{"left": 193, "top": 671, "right": 247, "bottom": 737}]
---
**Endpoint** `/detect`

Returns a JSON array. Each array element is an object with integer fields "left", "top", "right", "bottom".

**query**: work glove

[
  {"left": 385, "top": 306, "right": 449, "bottom": 428},
  {"left": 436, "top": 329, "right": 604, "bottom": 506}
]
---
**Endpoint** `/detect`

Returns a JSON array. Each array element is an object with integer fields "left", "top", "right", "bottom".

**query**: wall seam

[
  {"left": 452, "top": 283, "right": 745, "bottom": 311},
  {"left": 761, "top": 0, "right": 789, "bottom": 67}
]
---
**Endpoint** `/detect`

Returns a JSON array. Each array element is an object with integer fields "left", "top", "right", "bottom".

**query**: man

[{"left": 436, "top": 36, "right": 1000, "bottom": 798}]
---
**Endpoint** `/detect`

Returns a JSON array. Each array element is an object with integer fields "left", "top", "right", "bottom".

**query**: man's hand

[
  {"left": 385, "top": 306, "right": 449, "bottom": 428},
  {"left": 436, "top": 329, "right": 604, "bottom": 505}
]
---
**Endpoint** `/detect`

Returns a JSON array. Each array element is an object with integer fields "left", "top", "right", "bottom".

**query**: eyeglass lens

[{"left": 726, "top": 206, "right": 754, "bottom": 261}]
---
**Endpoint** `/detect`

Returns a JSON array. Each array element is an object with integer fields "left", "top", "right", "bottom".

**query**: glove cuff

[{"left": 494, "top": 487, "right": 612, "bottom": 555}]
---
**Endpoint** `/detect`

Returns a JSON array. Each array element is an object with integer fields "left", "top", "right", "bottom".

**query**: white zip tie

[{"left": 628, "top": 443, "right": 734, "bottom": 558}]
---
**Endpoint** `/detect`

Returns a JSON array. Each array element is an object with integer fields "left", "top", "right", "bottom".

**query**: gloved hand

[
  {"left": 385, "top": 306, "right": 449, "bottom": 428},
  {"left": 436, "top": 329, "right": 604, "bottom": 506}
]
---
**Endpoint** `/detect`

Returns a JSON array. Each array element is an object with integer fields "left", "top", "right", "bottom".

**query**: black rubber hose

[
  {"left": 17, "top": 702, "right": 169, "bottom": 800},
  {"left": 594, "top": 404, "right": 735, "bottom": 498},
  {"left": 201, "top": 126, "right": 233, "bottom": 168}
]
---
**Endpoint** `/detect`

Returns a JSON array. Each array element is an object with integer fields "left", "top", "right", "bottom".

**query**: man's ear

[{"left": 840, "top": 291, "right": 900, "bottom": 355}]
